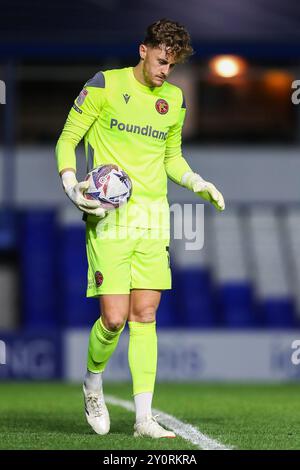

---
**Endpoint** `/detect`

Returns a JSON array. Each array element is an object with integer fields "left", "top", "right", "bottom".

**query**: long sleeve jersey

[{"left": 56, "top": 67, "right": 192, "bottom": 229}]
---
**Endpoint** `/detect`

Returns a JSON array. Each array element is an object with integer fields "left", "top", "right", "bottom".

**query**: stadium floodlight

[{"left": 209, "top": 55, "right": 247, "bottom": 78}]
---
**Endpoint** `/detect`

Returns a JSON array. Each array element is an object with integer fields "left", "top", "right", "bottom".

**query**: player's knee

[
  {"left": 102, "top": 315, "right": 126, "bottom": 332},
  {"left": 133, "top": 306, "right": 156, "bottom": 323}
]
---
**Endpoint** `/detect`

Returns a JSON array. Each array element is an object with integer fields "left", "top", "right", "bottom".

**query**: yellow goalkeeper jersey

[{"left": 56, "top": 67, "right": 192, "bottom": 229}]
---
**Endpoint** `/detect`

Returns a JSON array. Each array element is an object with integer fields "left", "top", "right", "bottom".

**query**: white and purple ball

[{"left": 84, "top": 164, "right": 132, "bottom": 210}]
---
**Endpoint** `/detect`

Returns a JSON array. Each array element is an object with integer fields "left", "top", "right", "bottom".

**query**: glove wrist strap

[
  {"left": 61, "top": 170, "right": 78, "bottom": 192},
  {"left": 181, "top": 171, "right": 204, "bottom": 190}
]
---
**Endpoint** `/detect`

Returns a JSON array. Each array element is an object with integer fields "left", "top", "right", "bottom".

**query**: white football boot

[
  {"left": 83, "top": 384, "right": 110, "bottom": 435},
  {"left": 134, "top": 414, "right": 176, "bottom": 438}
]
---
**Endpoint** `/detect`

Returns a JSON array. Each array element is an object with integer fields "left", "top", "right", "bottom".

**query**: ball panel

[{"left": 84, "top": 164, "right": 132, "bottom": 210}]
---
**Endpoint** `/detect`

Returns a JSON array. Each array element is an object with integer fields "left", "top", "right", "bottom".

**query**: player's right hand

[{"left": 61, "top": 170, "right": 107, "bottom": 217}]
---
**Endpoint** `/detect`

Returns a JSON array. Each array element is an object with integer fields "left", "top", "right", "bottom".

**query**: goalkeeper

[{"left": 56, "top": 19, "right": 225, "bottom": 439}]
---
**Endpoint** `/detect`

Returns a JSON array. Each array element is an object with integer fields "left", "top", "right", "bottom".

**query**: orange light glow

[
  {"left": 263, "top": 70, "right": 293, "bottom": 90},
  {"left": 209, "top": 55, "right": 247, "bottom": 78}
]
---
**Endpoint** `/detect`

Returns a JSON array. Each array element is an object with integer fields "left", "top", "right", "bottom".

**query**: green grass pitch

[{"left": 0, "top": 382, "right": 299, "bottom": 450}]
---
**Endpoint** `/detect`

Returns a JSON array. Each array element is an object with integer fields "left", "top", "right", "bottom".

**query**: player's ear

[{"left": 139, "top": 44, "right": 147, "bottom": 61}]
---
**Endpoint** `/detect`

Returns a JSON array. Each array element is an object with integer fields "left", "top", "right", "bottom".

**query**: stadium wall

[
  {"left": 1, "top": 330, "right": 300, "bottom": 381},
  {"left": 1, "top": 145, "right": 300, "bottom": 205},
  {"left": 64, "top": 329, "right": 300, "bottom": 382}
]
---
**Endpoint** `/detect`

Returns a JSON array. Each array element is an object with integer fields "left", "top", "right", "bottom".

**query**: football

[{"left": 84, "top": 164, "right": 132, "bottom": 210}]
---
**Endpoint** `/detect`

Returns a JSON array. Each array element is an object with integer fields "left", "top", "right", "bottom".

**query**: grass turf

[{"left": 0, "top": 382, "right": 299, "bottom": 450}]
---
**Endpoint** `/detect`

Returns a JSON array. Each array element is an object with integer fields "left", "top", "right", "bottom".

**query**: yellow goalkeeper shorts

[{"left": 86, "top": 221, "right": 171, "bottom": 296}]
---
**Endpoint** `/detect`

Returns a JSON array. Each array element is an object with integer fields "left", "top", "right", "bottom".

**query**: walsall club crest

[
  {"left": 95, "top": 271, "right": 103, "bottom": 287},
  {"left": 155, "top": 99, "right": 169, "bottom": 114}
]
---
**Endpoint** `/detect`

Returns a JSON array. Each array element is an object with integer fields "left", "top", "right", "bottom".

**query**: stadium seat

[
  {"left": 246, "top": 208, "right": 295, "bottom": 327},
  {"left": 58, "top": 207, "right": 98, "bottom": 327},
  {"left": 20, "top": 209, "right": 58, "bottom": 328}
]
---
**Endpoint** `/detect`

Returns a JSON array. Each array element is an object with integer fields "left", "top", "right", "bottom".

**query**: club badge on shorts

[
  {"left": 95, "top": 271, "right": 103, "bottom": 287},
  {"left": 77, "top": 88, "right": 88, "bottom": 106},
  {"left": 155, "top": 99, "right": 169, "bottom": 114}
]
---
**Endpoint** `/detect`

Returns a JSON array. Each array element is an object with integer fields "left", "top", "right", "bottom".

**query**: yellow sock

[
  {"left": 87, "top": 316, "right": 124, "bottom": 373},
  {"left": 128, "top": 321, "right": 157, "bottom": 395}
]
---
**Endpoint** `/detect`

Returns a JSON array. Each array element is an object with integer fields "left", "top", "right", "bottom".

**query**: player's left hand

[{"left": 182, "top": 172, "right": 225, "bottom": 211}]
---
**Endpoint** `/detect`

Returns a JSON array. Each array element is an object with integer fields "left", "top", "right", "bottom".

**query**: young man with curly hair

[{"left": 56, "top": 18, "right": 225, "bottom": 439}]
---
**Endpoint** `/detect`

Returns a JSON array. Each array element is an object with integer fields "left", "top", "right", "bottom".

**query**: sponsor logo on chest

[{"left": 110, "top": 118, "right": 168, "bottom": 141}]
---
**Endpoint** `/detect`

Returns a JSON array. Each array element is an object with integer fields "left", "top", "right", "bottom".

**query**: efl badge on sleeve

[{"left": 77, "top": 88, "right": 88, "bottom": 106}]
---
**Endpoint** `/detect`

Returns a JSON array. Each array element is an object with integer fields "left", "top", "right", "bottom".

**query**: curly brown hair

[{"left": 143, "top": 19, "right": 194, "bottom": 63}]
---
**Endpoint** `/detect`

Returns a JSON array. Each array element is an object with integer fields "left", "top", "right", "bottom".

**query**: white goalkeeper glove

[
  {"left": 181, "top": 172, "right": 225, "bottom": 211},
  {"left": 61, "top": 170, "right": 107, "bottom": 218}
]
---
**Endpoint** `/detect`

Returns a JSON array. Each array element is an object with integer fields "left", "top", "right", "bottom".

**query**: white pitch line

[{"left": 106, "top": 395, "right": 232, "bottom": 450}]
